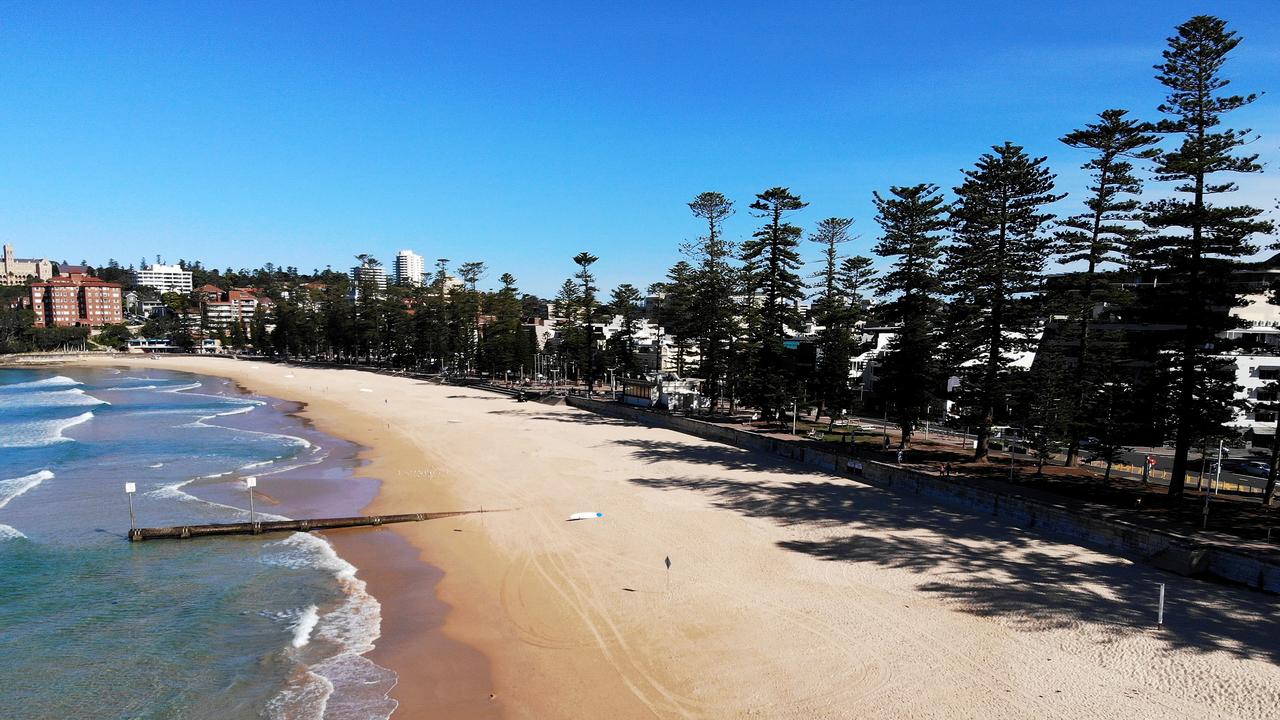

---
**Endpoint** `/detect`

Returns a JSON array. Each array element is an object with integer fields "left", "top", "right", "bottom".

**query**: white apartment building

[
  {"left": 394, "top": 250, "right": 425, "bottom": 286},
  {"left": 349, "top": 258, "right": 388, "bottom": 299},
  {"left": 133, "top": 263, "right": 194, "bottom": 294}
]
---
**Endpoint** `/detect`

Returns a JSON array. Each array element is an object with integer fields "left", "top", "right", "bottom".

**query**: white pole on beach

[
  {"left": 246, "top": 476, "right": 257, "bottom": 529},
  {"left": 125, "top": 482, "right": 137, "bottom": 530},
  {"left": 1157, "top": 583, "right": 1166, "bottom": 627}
]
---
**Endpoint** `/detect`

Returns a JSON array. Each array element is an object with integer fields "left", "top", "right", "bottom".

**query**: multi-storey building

[
  {"left": 133, "top": 263, "right": 194, "bottom": 294},
  {"left": 29, "top": 270, "right": 123, "bottom": 328},
  {"left": 1, "top": 244, "right": 53, "bottom": 286},
  {"left": 394, "top": 250, "right": 425, "bottom": 286},
  {"left": 196, "top": 285, "right": 274, "bottom": 334},
  {"left": 350, "top": 258, "right": 388, "bottom": 299}
]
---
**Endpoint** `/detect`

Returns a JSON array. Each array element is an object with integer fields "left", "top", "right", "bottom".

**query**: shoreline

[
  {"left": 62, "top": 359, "right": 499, "bottom": 719},
  {"left": 47, "top": 355, "right": 1280, "bottom": 719},
  {"left": 185, "top": 382, "right": 496, "bottom": 717}
]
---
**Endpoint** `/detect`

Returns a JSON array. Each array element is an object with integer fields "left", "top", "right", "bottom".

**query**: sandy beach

[{"left": 71, "top": 355, "right": 1280, "bottom": 719}]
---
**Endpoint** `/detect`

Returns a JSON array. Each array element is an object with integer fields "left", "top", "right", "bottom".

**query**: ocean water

[{"left": 0, "top": 366, "right": 397, "bottom": 719}]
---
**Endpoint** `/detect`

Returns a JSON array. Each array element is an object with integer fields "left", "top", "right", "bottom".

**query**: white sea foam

[
  {"left": 147, "top": 476, "right": 289, "bottom": 521},
  {"left": 0, "top": 412, "right": 94, "bottom": 448},
  {"left": 149, "top": 463, "right": 164, "bottom": 468},
  {"left": 0, "top": 375, "right": 82, "bottom": 391},
  {"left": 291, "top": 605, "right": 321, "bottom": 648},
  {"left": 264, "top": 533, "right": 398, "bottom": 720},
  {"left": 104, "top": 378, "right": 204, "bottom": 394},
  {"left": 266, "top": 670, "right": 334, "bottom": 720},
  {"left": 0, "top": 470, "right": 54, "bottom": 510},
  {"left": 0, "top": 524, "right": 26, "bottom": 540},
  {"left": 212, "top": 404, "right": 256, "bottom": 418},
  {"left": 184, "top": 405, "right": 313, "bottom": 451},
  {"left": 0, "top": 387, "right": 108, "bottom": 409},
  {"left": 104, "top": 377, "right": 172, "bottom": 391}
]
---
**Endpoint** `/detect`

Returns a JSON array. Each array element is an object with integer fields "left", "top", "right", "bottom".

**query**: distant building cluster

[
  {"left": 194, "top": 284, "right": 275, "bottom": 335},
  {"left": 349, "top": 249, "right": 469, "bottom": 298}
]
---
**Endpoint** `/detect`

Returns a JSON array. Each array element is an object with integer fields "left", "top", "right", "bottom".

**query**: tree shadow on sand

[
  {"left": 486, "top": 409, "right": 629, "bottom": 427},
  {"left": 617, "top": 437, "right": 1280, "bottom": 664}
]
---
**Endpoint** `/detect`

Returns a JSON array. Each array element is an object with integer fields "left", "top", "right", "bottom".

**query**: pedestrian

[
  {"left": 896, "top": 449, "right": 904, "bottom": 465},
  {"left": 944, "top": 462, "right": 952, "bottom": 478}
]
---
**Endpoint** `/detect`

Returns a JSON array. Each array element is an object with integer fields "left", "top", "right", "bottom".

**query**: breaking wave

[
  {"left": 263, "top": 534, "right": 398, "bottom": 720},
  {"left": 0, "top": 470, "right": 53, "bottom": 510},
  {"left": 0, "top": 412, "right": 94, "bottom": 448}
]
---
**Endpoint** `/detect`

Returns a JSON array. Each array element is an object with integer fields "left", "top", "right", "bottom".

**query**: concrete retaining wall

[{"left": 567, "top": 396, "right": 1280, "bottom": 593}]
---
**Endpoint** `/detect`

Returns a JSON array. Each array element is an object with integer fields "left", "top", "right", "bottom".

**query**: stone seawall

[{"left": 567, "top": 396, "right": 1279, "bottom": 593}]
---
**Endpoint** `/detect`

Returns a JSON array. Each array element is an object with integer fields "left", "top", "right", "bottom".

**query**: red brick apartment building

[{"left": 30, "top": 270, "right": 124, "bottom": 328}]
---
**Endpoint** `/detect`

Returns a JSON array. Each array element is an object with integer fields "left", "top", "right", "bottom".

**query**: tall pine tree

[
  {"left": 873, "top": 183, "right": 949, "bottom": 447},
  {"left": 573, "top": 252, "right": 600, "bottom": 392},
  {"left": 808, "top": 217, "right": 858, "bottom": 420},
  {"left": 606, "top": 283, "right": 644, "bottom": 375},
  {"left": 741, "top": 187, "right": 807, "bottom": 416},
  {"left": 684, "top": 192, "right": 740, "bottom": 407},
  {"left": 1056, "top": 109, "right": 1158, "bottom": 465},
  {"left": 1137, "top": 16, "right": 1273, "bottom": 496},
  {"left": 946, "top": 143, "right": 1062, "bottom": 461}
]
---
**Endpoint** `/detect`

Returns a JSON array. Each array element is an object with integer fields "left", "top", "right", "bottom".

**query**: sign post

[
  {"left": 124, "top": 482, "right": 137, "bottom": 530},
  {"left": 246, "top": 477, "right": 257, "bottom": 529}
]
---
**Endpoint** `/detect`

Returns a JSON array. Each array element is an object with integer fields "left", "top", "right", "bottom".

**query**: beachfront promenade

[{"left": 75, "top": 355, "right": 1280, "bottom": 719}]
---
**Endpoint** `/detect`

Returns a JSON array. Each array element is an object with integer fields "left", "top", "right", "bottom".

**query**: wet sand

[{"left": 75, "top": 355, "right": 1280, "bottom": 720}]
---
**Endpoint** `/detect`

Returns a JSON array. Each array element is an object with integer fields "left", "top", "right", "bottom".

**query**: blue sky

[{"left": 2, "top": 1, "right": 1278, "bottom": 296}]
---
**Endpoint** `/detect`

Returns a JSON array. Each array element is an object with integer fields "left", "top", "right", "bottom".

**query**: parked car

[
  {"left": 1224, "top": 458, "right": 1270, "bottom": 477},
  {"left": 1238, "top": 460, "right": 1272, "bottom": 478}
]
